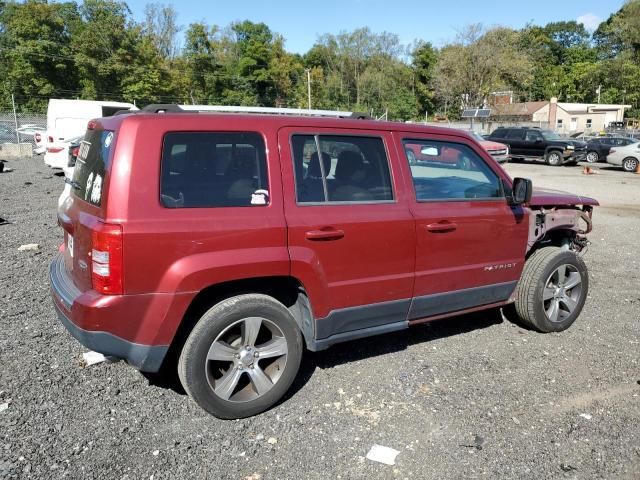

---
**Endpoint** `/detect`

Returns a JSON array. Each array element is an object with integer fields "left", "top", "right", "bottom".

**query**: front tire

[
  {"left": 178, "top": 294, "right": 303, "bottom": 419},
  {"left": 622, "top": 157, "right": 639, "bottom": 172},
  {"left": 514, "top": 247, "right": 589, "bottom": 332},
  {"left": 545, "top": 150, "right": 563, "bottom": 166},
  {"left": 585, "top": 151, "right": 599, "bottom": 163}
]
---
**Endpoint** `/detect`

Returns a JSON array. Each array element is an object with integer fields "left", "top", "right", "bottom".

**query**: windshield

[{"left": 540, "top": 130, "right": 564, "bottom": 141}]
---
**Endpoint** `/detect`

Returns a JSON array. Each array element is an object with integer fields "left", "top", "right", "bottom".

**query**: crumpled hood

[{"left": 530, "top": 187, "right": 599, "bottom": 207}]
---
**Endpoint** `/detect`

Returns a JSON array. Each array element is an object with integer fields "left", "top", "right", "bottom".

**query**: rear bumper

[{"left": 49, "top": 253, "right": 168, "bottom": 372}]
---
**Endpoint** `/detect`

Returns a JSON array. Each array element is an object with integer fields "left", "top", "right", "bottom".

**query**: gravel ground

[{"left": 0, "top": 156, "right": 639, "bottom": 480}]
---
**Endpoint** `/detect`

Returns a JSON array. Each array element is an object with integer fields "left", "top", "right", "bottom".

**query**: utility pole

[
  {"left": 305, "top": 69, "right": 312, "bottom": 110},
  {"left": 597, "top": 85, "right": 601, "bottom": 104}
]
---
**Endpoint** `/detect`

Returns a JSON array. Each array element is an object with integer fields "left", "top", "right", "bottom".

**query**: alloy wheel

[
  {"left": 542, "top": 264, "right": 583, "bottom": 323},
  {"left": 205, "top": 317, "right": 288, "bottom": 402},
  {"left": 586, "top": 151, "right": 599, "bottom": 163},
  {"left": 622, "top": 157, "right": 639, "bottom": 172}
]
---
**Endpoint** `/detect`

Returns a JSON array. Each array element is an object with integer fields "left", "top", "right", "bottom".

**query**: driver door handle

[
  {"left": 305, "top": 228, "right": 345, "bottom": 241},
  {"left": 426, "top": 221, "right": 457, "bottom": 233}
]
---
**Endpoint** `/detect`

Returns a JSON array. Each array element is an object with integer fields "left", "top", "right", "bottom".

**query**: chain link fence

[{"left": 0, "top": 112, "right": 47, "bottom": 148}]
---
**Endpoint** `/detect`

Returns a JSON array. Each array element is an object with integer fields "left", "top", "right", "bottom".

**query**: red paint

[{"left": 53, "top": 114, "right": 596, "bottom": 349}]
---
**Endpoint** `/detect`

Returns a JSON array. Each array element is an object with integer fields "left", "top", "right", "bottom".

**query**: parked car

[
  {"left": 45, "top": 134, "right": 83, "bottom": 170},
  {"left": 606, "top": 141, "right": 640, "bottom": 172},
  {"left": 585, "top": 136, "right": 638, "bottom": 163},
  {"left": 51, "top": 105, "right": 598, "bottom": 419},
  {"left": 58, "top": 138, "right": 83, "bottom": 209},
  {"left": 469, "top": 131, "right": 510, "bottom": 163},
  {"left": 44, "top": 99, "right": 137, "bottom": 168},
  {"left": 488, "top": 127, "right": 587, "bottom": 166}
]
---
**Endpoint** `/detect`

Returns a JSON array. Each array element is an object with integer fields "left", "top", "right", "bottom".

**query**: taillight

[
  {"left": 47, "top": 147, "right": 64, "bottom": 153},
  {"left": 91, "top": 223, "right": 123, "bottom": 295},
  {"left": 71, "top": 146, "right": 79, "bottom": 157},
  {"left": 35, "top": 133, "right": 41, "bottom": 142}
]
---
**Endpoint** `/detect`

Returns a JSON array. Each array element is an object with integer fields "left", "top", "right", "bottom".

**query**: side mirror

[
  {"left": 511, "top": 177, "right": 532, "bottom": 205},
  {"left": 420, "top": 146, "right": 438, "bottom": 156}
]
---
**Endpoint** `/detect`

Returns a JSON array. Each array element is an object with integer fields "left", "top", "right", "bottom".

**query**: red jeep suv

[{"left": 51, "top": 105, "right": 598, "bottom": 419}]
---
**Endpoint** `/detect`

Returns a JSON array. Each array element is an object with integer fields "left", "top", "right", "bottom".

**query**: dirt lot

[{"left": 1, "top": 157, "right": 639, "bottom": 479}]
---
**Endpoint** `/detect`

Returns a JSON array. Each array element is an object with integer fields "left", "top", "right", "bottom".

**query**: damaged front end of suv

[{"left": 526, "top": 188, "right": 598, "bottom": 255}]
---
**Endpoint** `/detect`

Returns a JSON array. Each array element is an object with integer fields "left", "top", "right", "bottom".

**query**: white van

[{"left": 44, "top": 99, "right": 137, "bottom": 168}]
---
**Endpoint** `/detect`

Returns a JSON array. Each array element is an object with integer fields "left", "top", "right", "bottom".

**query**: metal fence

[{"left": 0, "top": 112, "right": 46, "bottom": 147}]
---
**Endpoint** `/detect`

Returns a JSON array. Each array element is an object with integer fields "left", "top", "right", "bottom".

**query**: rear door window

[
  {"left": 291, "top": 134, "right": 393, "bottom": 203},
  {"left": 160, "top": 132, "right": 268, "bottom": 208},
  {"left": 505, "top": 130, "right": 525, "bottom": 140},
  {"left": 72, "top": 129, "right": 114, "bottom": 206}
]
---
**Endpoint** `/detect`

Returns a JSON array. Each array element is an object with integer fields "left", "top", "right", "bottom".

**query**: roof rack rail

[{"left": 139, "top": 104, "right": 370, "bottom": 119}]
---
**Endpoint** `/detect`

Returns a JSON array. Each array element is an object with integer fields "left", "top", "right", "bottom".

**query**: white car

[
  {"left": 606, "top": 141, "right": 640, "bottom": 172},
  {"left": 44, "top": 134, "right": 82, "bottom": 169}
]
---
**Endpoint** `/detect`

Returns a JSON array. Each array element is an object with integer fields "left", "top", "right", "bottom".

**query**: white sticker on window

[
  {"left": 104, "top": 132, "right": 113, "bottom": 148},
  {"left": 251, "top": 189, "right": 269, "bottom": 205},
  {"left": 85, "top": 172, "right": 94, "bottom": 200},
  {"left": 90, "top": 174, "right": 102, "bottom": 204}
]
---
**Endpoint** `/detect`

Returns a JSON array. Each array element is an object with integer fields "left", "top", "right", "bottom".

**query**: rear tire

[
  {"left": 545, "top": 150, "right": 562, "bottom": 166},
  {"left": 178, "top": 294, "right": 303, "bottom": 419},
  {"left": 514, "top": 247, "right": 589, "bottom": 332},
  {"left": 585, "top": 151, "right": 599, "bottom": 163},
  {"left": 622, "top": 157, "right": 639, "bottom": 172}
]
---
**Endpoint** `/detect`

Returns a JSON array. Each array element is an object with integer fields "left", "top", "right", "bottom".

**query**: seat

[
  {"left": 299, "top": 152, "right": 331, "bottom": 202},
  {"left": 226, "top": 148, "right": 258, "bottom": 205},
  {"left": 331, "top": 150, "right": 370, "bottom": 201}
]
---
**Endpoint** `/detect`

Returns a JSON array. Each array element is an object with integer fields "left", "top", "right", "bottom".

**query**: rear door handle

[
  {"left": 426, "top": 221, "right": 457, "bottom": 233},
  {"left": 305, "top": 228, "right": 345, "bottom": 241}
]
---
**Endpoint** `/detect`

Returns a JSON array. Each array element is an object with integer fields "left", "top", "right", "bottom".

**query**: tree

[
  {"left": 411, "top": 41, "right": 437, "bottom": 117},
  {"left": 71, "top": 0, "right": 138, "bottom": 100},
  {"left": 143, "top": 3, "right": 180, "bottom": 59},
  {"left": 434, "top": 25, "right": 533, "bottom": 115},
  {"left": 0, "top": 0, "right": 80, "bottom": 111},
  {"left": 594, "top": 0, "right": 640, "bottom": 61}
]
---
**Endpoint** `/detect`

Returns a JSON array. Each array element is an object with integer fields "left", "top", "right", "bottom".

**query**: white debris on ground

[
  {"left": 366, "top": 444, "right": 401, "bottom": 466},
  {"left": 579, "top": 413, "right": 593, "bottom": 420},
  {"left": 82, "top": 351, "right": 107, "bottom": 366},
  {"left": 0, "top": 402, "right": 9, "bottom": 413},
  {"left": 17, "top": 243, "right": 39, "bottom": 252}
]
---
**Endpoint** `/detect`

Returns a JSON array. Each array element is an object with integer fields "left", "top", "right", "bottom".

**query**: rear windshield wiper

[{"left": 65, "top": 178, "right": 82, "bottom": 190}]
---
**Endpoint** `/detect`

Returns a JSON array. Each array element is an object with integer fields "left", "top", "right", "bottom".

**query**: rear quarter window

[
  {"left": 72, "top": 129, "right": 114, "bottom": 206},
  {"left": 160, "top": 132, "right": 268, "bottom": 208}
]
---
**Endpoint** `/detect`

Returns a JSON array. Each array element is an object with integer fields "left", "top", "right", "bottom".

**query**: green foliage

[{"left": 0, "top": 1, "right": 638, "bottom": 119}]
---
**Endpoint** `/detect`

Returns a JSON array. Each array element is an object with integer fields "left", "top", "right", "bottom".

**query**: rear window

[
  {"left": 72, "top": 129, "right": 114, "bottom": 206},
  {"left": 160, "top": 132, "right": 268, "bottom": 208}
]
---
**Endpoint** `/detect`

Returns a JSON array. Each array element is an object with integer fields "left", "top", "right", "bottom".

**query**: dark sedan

[{"left": 585, "top": 137, "right": 637, "bottom": 163}]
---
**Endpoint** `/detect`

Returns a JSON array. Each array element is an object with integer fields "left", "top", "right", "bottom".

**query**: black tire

[
  {"left": 514, "top": 247, "right": 589, "bottom": 333},
  {"left": 585, "top": 151, "right": 600, "bottom": 163},
  {"left": 545, "top": 150, "right": 563, "bottom": 166},
  {"left": 622, "top": 157, "right": 639, "bottom": 173},
  {"left": 178, "top": 294, "right": 303, "bottom": 419}
]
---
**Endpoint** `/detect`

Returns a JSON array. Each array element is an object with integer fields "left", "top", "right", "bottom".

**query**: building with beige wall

[{"left": 491, "top": 98, "right": 631, "bottom": 134}]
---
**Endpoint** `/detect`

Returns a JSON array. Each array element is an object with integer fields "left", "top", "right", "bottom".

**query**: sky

[{"left": 124, "top": 0, "right": 625, "bottom": 53}]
